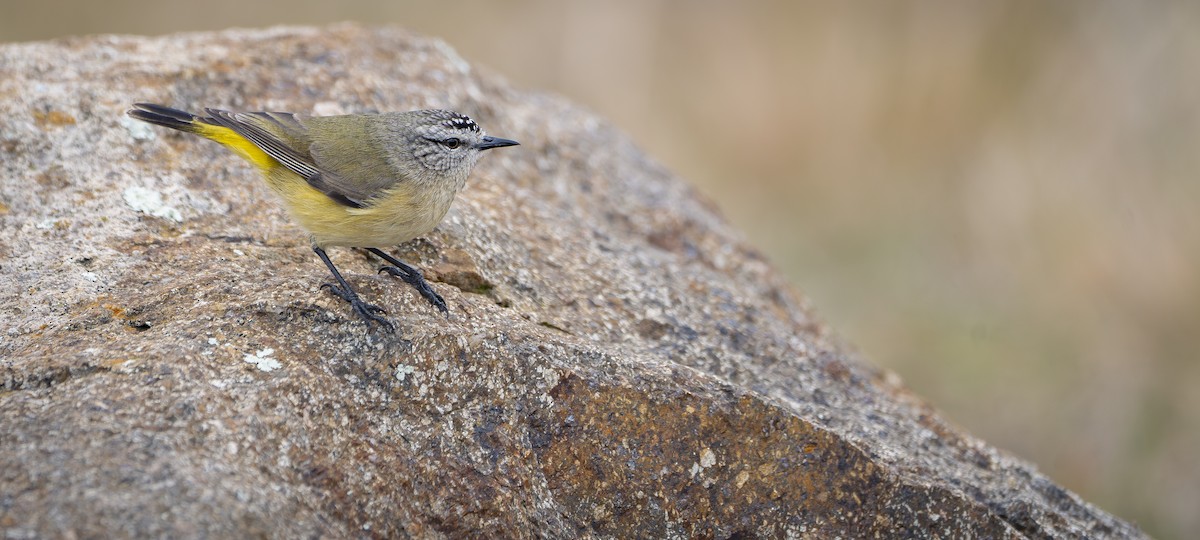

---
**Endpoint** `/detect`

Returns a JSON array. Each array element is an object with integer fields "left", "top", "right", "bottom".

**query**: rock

[{"left": 0, "top": 24, "right": 1144, "bottom": 539}]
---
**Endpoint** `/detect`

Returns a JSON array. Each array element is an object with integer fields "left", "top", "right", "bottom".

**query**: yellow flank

[
  {"left": 194, "top": 123, "right": 278, "bottom": 171},
  {"left": 268, "top": 166, "right": 437, "bottom": 249}
]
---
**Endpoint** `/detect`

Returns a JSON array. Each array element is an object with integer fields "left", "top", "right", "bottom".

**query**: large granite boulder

[{"left": 0, "top": 25, "right": 1143, "bottom": 538}]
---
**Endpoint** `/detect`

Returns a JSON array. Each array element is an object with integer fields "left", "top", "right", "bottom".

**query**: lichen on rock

[{"left": 0, "top": 25, "right": 1144, "bottom": 539}]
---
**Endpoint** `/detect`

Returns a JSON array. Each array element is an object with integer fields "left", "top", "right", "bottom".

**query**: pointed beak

[{"left": 477, "top": 136, "right": 520, "bottom": 150}]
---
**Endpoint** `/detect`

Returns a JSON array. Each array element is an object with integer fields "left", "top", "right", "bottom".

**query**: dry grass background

[{"left": 4, "top": 1, "right": 1197, "bottom": 537}]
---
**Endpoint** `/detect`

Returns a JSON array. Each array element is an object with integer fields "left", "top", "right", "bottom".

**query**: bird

[{"left": 126, "top": 103, "right": 519, "bottom": 331}]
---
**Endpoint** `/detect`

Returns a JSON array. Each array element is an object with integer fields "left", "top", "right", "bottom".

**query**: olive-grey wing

[{"left": 202, "top": 108, "right": 371, "bottom": 208}]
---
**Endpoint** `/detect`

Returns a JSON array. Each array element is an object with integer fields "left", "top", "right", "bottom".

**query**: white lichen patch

[
  {"left": 120, "top": 114, "right": 156, "bottom": 141},
  {"left": 395, "top": 364, "right": 415, "bottom": 381},
  {"left": 311, "top": 101, "right": 346, "bottom": 116},
  {"left": 123, "top": 186, "right": 182, "bottom": 222},
  {"left": 699, "top": 447, "right": 716, "bottom": 468},
  {"left": 243, "top": 348, "right": 281, "bottom": 372},
  {"left": 537, "top": 365, "right": 560, "bottom": 388}
]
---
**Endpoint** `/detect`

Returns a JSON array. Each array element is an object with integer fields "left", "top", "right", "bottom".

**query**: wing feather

[{"left": 202, "top": 109, "right": 374, "bottom": 208}]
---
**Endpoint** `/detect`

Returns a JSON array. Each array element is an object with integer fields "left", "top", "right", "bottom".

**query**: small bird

[{"left": 126, "top": 103, "right": 519, "bottom": 331}]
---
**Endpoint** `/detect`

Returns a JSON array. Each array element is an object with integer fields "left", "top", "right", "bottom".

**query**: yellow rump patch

[{"left": 194, "top": 123, "right": 278, "bottom": 171}]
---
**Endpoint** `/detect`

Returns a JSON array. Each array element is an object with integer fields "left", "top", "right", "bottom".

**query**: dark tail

[{"left": 126, "top": 103, "right": 204, "bottom": 133}]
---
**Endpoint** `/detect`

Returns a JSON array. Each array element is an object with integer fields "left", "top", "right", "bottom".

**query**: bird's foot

[
  {"left": 320, "top": 282, "right": 395, "bottom": 332},
  {"left": 379, "top": 265, "right": 448, "bottom": 314}
]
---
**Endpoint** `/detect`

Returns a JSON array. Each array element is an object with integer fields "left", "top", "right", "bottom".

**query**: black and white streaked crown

[{"left": 439, "top": 111, "right": 480, "bottom": 133}]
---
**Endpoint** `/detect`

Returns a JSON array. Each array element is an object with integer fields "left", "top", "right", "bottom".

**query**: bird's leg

[
  {"left": 313, "top": 246, "right": 395, "bottom": 332},
  {"left": 368, "top": 248, "right": 448, "bottom": 313}
]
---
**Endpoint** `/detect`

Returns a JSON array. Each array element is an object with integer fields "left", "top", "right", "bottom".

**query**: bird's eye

[{"left": 443, "top": 137, "right": 461, "bottom": 149}]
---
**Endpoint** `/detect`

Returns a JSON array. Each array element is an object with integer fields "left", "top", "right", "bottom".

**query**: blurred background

[{"left": 3, "top": 1, "right": 1197, "bottom": 537}]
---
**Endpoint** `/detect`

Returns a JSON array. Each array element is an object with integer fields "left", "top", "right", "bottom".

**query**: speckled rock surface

[{"left": 0, "top": 25, "right": 1144, "bottom": 539}]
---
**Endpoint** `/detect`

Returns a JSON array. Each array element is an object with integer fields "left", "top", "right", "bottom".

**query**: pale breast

[{"left": 309, "top": 181, "right": 459, "bottom": 248}]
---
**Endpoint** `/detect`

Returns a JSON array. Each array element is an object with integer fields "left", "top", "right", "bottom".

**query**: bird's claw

[
  {"left": 379, "top": 265, "right": 448, "bottom": 314},
  {"left": 320, "top": 282, "right": 394, "bottom": 331}
]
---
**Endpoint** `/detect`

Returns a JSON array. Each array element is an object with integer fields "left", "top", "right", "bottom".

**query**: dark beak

[{"left": 477, "top": 136, "right": 520, "bottom": 150}]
